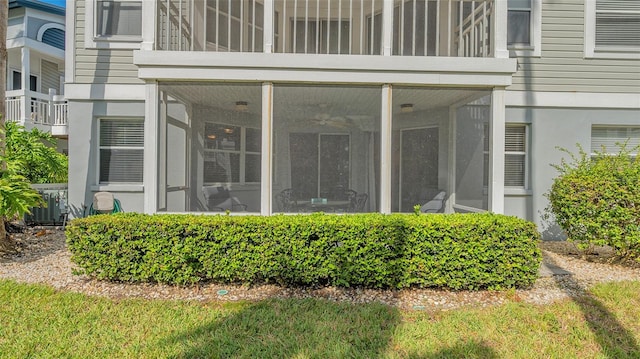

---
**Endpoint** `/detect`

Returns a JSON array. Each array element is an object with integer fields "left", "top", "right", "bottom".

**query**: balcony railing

[
  {"left": 156, "top": 0, "right": 495, "bottom": 57},
  {"left": 5, "top": 89, "right": 68, "bottom": 128}
]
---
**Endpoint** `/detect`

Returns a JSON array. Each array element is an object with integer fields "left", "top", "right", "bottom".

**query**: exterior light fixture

[
  {"left": 235, "top": 101, "right": 248, "bottom": 112},
  {"left": 400, "top": 103, "right": 414, "bottom": 113}
]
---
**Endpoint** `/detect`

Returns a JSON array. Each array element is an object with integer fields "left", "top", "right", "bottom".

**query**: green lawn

[{"left": 1, "top": 280, "right": 639, "bottom": 358}]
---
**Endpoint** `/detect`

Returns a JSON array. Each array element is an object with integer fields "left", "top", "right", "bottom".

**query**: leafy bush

[
  {"left": 0, "top": 172, "right": 45, "bottom": 222},
  {"left": 1, "top": 123, "right": 47, "bottom": 245},
  {"left": 546, "top": 145, "right": 640, "bottom": 257},
  {"left": 4, "top": 122, "right": 68, "bottom": 184},
  {"left": 66, "top": 213, "right": 541, "bottom": 290}
]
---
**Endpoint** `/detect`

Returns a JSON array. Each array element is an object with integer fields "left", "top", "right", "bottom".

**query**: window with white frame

[
  {"left": 99, "top": 119, "right": 144, "bottom": 183},
  {"left": 585, "top": 0, "right": 640, "bottom": 58},
  {"left": 507, "top": 0, "right": 541, "bottom": 56},
  {"left": 11, "top": 71, "right": 38, "bottom": 91},
  {"left": 483, "top": 124, "right": 529, "bottom": 188},
  {"left": 505, "top": 125, "right": 528, "bottom": 187},
  {"left": 86, "top": 0, "right": 142, "bottom": 48},
  {"left": 97, "top": 1, "right": 142, "bottom": 37},
  {"left": 591, "top": 126, "right": 640, "bottom": 156},
  {"left": 203, "top": 123, "right": 261, "bottom": 184}
]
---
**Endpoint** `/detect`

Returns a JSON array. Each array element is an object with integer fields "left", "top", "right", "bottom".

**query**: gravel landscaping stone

[{"left": 2, "top": 227, "right": 640, "bottom": 311}]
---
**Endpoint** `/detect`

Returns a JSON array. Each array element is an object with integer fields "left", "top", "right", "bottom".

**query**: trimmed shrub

[
  {"left": 66, "top": 212, "right": 541, "bottom": 290},
  {"left": 547, "top": 145, "right": 640, "bottom": 257}
]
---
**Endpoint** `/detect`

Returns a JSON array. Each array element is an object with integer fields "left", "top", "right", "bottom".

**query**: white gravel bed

[{"left": 2, "top": 228, "right": 640, "bottom": 311}]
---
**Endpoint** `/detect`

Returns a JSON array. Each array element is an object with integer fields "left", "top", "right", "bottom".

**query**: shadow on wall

[
  {"left": 538, "top": 209, "right": 567, "bottom": 241},
  {"left": 68, "top": 204, "right": 87, "bottom": 219}
]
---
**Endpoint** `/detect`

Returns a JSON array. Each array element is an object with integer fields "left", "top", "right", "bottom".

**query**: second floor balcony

[
  {"left": 5, "top": 89, "right": 68, "bottom": 137},
  {"left": 155, "top": 0, "right": 503, "bottom": 58}
]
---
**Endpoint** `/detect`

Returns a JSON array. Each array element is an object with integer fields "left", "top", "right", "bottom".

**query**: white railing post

[
  {"left": 264, "top": 0, "right": 274, "bottom": 53},
  {"left": 492, "top": 0, "right": 508, "bottom": 58},
  {"left": 382, "top": 0, "right": 393, "bottom": 56},
  {"left": 48, "top": 89, "right": 57, "bottom": 125},
  {"left": 53, "top": 95, "right": 67, "bottom": 126},
  {"left": 141, "top": 0, "right": 157, "bottom": 50},
  {"left": 21, "top": 47, "right": 31, "bottom": 123}
]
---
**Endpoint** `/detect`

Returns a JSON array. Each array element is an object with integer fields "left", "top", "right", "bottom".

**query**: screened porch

[{"left": 154, "top": 82, "right": 495, "bottom": 214}]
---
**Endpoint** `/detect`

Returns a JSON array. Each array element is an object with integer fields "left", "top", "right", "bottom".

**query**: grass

[{"left": 1, "top": 280, "right": 640, "bottom": 358}]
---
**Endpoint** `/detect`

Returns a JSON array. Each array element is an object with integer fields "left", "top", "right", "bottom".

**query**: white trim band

[
  {"left": 506, "top": 91, "right": 640, "bottom": 109},
  {"left": 65, "top": 84, "right": 146, "bottom": 100}
]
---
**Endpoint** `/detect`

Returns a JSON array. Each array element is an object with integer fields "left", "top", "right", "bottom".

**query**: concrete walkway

[{"left": 539, "top": 260, "right": 572, "bottom": 277}]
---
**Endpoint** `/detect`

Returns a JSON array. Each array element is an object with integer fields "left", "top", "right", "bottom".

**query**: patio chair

[
  {"left": 347, "top": 192, "right": 368, "bottom": 212},
  {"left": 275, "top": 188, "right": 298, "bottom": 212},
  {"left": 202, "top": 186, "right": 248, "bottom": 212},
  {"left": 88, "top": 192, "right": 123, "bottom": 215},
  {"left": 420, "top": 191, "right": 446, "bottom": 213}
]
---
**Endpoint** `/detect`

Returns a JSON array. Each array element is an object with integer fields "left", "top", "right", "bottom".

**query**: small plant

[
  {"left": 546, "top": 143, "right": 640, "bottom": 258},
  {"left": 413, "top": 204, "right": 421, "bottom": 215}
]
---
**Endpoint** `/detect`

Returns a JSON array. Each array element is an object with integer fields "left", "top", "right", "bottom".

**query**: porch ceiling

[{"left": 160, "top": 82, "right": 489, "bottom": 116}]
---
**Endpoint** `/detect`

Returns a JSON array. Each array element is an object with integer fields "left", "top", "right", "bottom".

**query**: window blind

[
  {"left": 505, "top": 126, "right": 526, "bottom": 152},
  {"left": 99, "top": 149, "right": 144, "bottom": 183},
  {"left": 100, "top": 120, "right": 144, "bottom": 147},
  {"left": 505, "top": 125, "right": 527, "bottom": 187},
  {"left": 505, "top": 154, "right": 526, "bottom": 187},
  {"left": 595, "top": 0, "right": 640, "bottom": 48},
  {"left": 591, "top": 127, "right": 640, "bottom": 154},
  {"left": 99, "top": 119, "right": 144, "bottom": 183}
]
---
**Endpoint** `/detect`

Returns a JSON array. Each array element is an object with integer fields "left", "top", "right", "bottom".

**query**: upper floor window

[
  {"left": 11, "top": 71, "right": 37, "bottom": 92},
  {"left": 97, "top": 1, "right": 142, "bottom": 37},
  {"left": 37, "top": 24, "right": 66, "bottom": 51},
  {"left": 86, "top": 0, "right": 142, "bottom": 49},
  {"left": 507, "top": 0, "right": 541, "bottom": 57},
  {"left": 585, "top": 0, "right": 640, "bottom": 59}
]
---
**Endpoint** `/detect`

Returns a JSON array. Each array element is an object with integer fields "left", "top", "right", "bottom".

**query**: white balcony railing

[
  {"left": 5, "top": 89, "right": 68, "bottom": 128},
  {"left": 156, "top": 0, "right": 496, "bottom": 58}
]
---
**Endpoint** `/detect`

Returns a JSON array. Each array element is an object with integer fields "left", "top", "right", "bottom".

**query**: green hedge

[{"left": 66, "top": 212, "right": 541, "bottom": 290}]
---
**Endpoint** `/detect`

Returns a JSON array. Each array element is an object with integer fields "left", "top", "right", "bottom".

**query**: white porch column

[
  {"left": 144, "top": 81, "right": 159, "bottom": 213},
  {"left": 380, "top": 84, "right": 392, "bottom": 213},
  {"left": 20, "top": 47, "right": 31, "bottom": 122},
  {"left": 493, "top": 0, "right": 509, "bottom": 58},
  {"left": 382, "top": 0, "right": 394, "bottom": 56},
  {"left": 158, "top": 91, "right": 168, "bottom": 211},
  {"left": 489, "top": 88, "right": 506, "bottom": 213},
  {"left": 263, "top": 0, "right": 274, "bottom": 53},
  {"left": 141, "top": 0, "right": 156, "bottom": 50},
  {"left": 261, "top": 82, "right": 273, "bottom": 215},
  {"left": 446, "top": 104, "right": 457, "bottom": 213}
]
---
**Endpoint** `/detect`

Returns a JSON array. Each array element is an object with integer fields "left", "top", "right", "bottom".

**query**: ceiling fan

[{"left": 308, "top": 113, "right": 353, "bottom": 128}]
